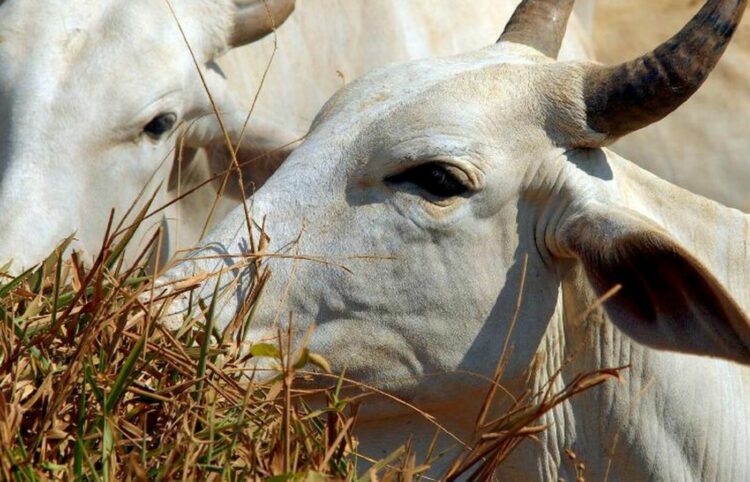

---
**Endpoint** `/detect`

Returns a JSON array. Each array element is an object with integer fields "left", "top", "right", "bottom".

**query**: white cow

[
  {"left": 0, "top": 0, "right": 295, "bottom": 271},
  {"left": 163, "top": 0, "right": 750, "bottom": 479}
]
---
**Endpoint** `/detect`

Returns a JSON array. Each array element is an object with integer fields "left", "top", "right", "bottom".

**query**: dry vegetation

[
  {"left": 0, "top": 201, "right": 362, "bottom": 481},
  {"left": 0, "top": 200, "right": 624, "bottom": 480}
]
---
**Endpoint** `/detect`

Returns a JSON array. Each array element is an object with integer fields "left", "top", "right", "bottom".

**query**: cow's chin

[
  {"left": 299, "top": 320, "right": 489, "bottom": 417},
  {"left": 158, "top": 293, "right": 485, "bottom": 411}
]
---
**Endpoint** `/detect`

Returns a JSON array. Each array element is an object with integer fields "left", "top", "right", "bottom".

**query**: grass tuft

[
  {"left": 0, "top": 225, "right": 362, "bottom": 480},
  {"left": 0, "top": 218, "right": 622, "bottom": 480}
]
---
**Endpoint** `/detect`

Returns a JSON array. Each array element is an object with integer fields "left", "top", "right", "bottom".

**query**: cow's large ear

[
  {"left": 556, "top": 202, "right": 750, "bottom": 365},
  {"left": 230, "top": 0, "right": 295, "bottom": 48}
]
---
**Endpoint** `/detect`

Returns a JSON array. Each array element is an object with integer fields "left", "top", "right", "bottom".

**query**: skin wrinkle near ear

[{"left": 526, "top": 151, "right": 591, "bottom": 266}]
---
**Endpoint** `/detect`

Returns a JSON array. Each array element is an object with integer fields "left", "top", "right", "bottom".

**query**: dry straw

[{"left": 0, "top": 204, "right": 623, "bottom": 480}]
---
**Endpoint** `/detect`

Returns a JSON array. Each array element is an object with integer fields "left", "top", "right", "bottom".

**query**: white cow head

[
  {"left": 0, "top": 0, "right": 294, "bottom": 271},
  {"left": 165, "top": 0, "right": 750, "bottom": 410}
]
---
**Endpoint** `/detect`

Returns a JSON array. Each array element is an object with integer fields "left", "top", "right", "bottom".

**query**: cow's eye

[
  {"left": 143, "top": 113, "right": 177, "bottom": 139},
  {"left": 385, "top": 162, "right": 469, "bottom": 198}
]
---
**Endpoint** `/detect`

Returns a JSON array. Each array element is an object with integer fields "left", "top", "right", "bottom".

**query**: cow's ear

[
  {"left": 230, "top": 0, "right": 294, "bottom": 48},
  {"left": 556, "top": 202, "right": 750, "bottom": 365},
  {"left": 180, "top": 110, "right": 300, "bottom": 159}
]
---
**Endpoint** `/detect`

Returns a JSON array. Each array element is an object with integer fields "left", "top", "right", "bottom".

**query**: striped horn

[{"left": 583, "top": 0, "right": 748, "bottom": 141}]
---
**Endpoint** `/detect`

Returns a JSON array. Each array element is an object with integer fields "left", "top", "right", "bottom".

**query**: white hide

[
  {"left": 163, "top": 32, "right": 750, "bottom": 482},
  {"left": 0, "top": 0, "right": 239, "bottom": 270}
]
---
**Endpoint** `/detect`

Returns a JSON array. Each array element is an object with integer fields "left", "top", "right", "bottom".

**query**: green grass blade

[
  {"left": 195, "top": 274, "right": 222, "bottom": 401},
  {"left": 105, "top": 329, "right": 146, "bottom": 412},
  {"left": 49, "top": 246, "right": 66, "bottom": 329},
  {"left": 84, "top": 363, "right": 105, "bottom": 407},
  {"left": 356, "top": 446, "right": 406, "bottom": 482},
  {"left": 0, "top": 266, "right": 35, "bottom": 299},
  {"left": 74, "top": 378, "right": 87, "bottom": 477},
  {"left": 102, "top": 417, "right": 113, "bottom": 482}
]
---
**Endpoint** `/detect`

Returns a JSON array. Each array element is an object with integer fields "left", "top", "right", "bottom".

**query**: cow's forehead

[
  {"left": 1, "top": 1, "right": 155, "bottom": 53},
  {"left": 0, "top": 0, "right": 236, "bottom": 135},
  {"left": 311, "top": 43, "right": 545, "bottom": 148}
]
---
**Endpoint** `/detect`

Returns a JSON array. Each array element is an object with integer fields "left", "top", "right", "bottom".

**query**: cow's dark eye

[
  {"left": 143, "top": 113, "right": 177, "bottom": 139},
  {"left": 385, "top": 162, "right": 469, "bottom": 198}
]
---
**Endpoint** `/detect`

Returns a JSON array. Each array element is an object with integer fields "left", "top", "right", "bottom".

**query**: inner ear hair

[{"left": 557, "top": 202, "right": 750, "bottom": 365}]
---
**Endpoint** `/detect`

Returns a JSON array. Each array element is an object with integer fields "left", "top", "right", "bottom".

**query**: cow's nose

[
  {"left": 152, "top": 235, "right": 266, "bottom": 333},
  {"left": 154, "top": 194, "right": 289, "bottom": 333}
]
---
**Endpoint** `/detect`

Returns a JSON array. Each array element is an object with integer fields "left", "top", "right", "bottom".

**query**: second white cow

[{"left": 0, "top": 0, "right": 294, "bottom": 271}]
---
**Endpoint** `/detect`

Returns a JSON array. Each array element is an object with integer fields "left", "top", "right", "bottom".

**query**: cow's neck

[
  {"left": 355, "top": 151, "right": 750, "bottom": 480},
  {"left": 528, "top": 150, "right": 750, "bottom": 481}
]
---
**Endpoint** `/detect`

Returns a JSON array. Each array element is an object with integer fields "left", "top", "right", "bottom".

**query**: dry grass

[
  {"left": 0, "top": 203, "right": 623, "bottom": 480},
  {"left": 0, "top": 203, "right": 360, "bottom": 481}
]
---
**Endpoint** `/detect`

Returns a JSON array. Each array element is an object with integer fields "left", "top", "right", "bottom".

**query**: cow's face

[
  {"left": 280, "top": 51, "right": 574, "bottom": 400},
  {"left": 168, "top": 45, "right": 588, "bottom": 404},
  {"left": 0, "top": 0, "right": 292, "bottom": 270}
]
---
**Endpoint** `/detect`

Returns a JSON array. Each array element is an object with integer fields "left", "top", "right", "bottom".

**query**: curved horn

[
  {"left": 583, "top": 0, "right": 748, "bottom": 141},
  {"left": 498, "top": 0, "right": 575, "bottom": 58},
  {"left": 230, "top": 0, "right": 295, "bottom": 48}
]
